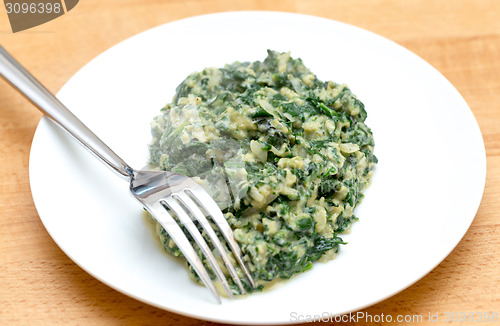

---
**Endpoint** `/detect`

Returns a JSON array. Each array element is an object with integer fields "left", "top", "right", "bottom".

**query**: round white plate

[{"left": 29, "top": 11, "right": 486, "bottom": 325}]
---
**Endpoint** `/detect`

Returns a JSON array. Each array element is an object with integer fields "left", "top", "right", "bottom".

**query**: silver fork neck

[{"left": 0, "top": 46, "right": 134, "bottom": 179}]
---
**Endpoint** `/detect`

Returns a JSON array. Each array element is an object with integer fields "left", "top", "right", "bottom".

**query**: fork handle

[{"left": 0, "top": 46, "right": 133, "bottom": 179}]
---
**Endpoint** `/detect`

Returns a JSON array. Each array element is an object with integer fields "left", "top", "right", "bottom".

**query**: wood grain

[{"left": 1, "top": 1, "right": 499, "bottom": 325}]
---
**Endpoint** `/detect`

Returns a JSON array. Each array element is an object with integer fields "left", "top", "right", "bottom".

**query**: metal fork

[{"left": 0, "top": 46, "right": 254, "bottom": 303}]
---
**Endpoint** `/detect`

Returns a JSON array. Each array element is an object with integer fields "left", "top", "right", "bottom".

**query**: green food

[{"left": 148, "top": 50, "right": 377, "bottom": 294}]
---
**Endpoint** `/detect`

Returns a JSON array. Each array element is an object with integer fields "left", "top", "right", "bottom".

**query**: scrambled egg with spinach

[{"left": 149, "top": 50, "right": 377, "bottom": 293}]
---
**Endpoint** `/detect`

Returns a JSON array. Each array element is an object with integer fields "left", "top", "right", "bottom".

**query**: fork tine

[
  {"left": 147, "top": 202, "right": 222, "bottom": 304},
  {"left": 175, "top": 191, "right": 246, "bottom": 294},
  {"left": 162, "top": 196, "right": 234, "bottom": 299},
  {"left": 185, "top": 187, "right": 256, "bottom": 289}
]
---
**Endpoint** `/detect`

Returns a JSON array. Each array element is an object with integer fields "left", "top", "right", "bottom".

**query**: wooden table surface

[{"left": 1, "top": 1, "right": 499, "bottom": 325}]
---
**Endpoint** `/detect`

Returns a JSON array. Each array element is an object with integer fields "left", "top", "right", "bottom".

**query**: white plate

[{"left": 29, "top": 11, "right": 486, "bottom": 325}]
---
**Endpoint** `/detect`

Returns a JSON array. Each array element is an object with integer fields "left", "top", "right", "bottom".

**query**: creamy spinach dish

[{"left": 148, "top": 50, "right": 377, "bottom": 294}]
